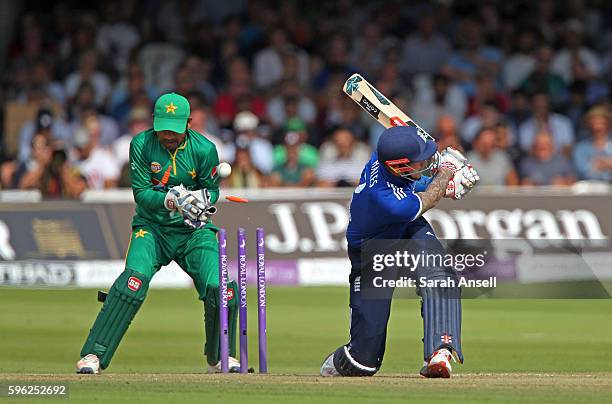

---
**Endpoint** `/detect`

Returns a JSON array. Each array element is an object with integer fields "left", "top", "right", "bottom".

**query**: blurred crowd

[{"left": 1, "top": 0, "right": 612, "bottom": 198}]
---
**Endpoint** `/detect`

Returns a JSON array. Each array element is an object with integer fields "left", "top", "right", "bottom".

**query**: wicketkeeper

[
  {"left": 76, "top": 93, "right": 241, "bottom": 374},
  {"left": 320, "top": 125, "right": 479, "bottom": 378}
]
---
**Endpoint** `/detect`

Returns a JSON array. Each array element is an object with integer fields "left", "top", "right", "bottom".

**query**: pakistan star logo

[
  {"left": 366, "top": 84, "right": 390, "bottom": 105},
  {"left": 188, "top": 168, "right": 197, "bottom": 179},
  {"left": 134, "top": 229, "right": 148, "bottom": 238},
  {"left": 165, "top": 102, "right": 178, "bottom": 114},
  {"left": 345, "top": 75, "right": 362, "bottom": 95}
]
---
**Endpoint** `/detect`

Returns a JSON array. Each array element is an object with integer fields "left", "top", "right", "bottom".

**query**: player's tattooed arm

[{"left": 417, "top": 169, "right": 454, "bottom": 213}]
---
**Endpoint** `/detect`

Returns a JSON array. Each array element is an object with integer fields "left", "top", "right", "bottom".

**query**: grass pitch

[{"left": 1, "top": 287, "right": 612, "bottom": 403}]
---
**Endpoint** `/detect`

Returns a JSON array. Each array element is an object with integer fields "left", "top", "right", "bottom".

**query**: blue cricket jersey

[{"left": 346, "top": 152, "right": 432, "bottom": 251}]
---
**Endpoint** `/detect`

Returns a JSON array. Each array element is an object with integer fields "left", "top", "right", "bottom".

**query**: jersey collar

[{"left": 166, "top": 133, "right": 189, "bottom": 175}]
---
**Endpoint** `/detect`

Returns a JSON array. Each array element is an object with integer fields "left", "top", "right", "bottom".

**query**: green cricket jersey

[{"left": 129, "top": 128, "right": 220, "bottom": 228}]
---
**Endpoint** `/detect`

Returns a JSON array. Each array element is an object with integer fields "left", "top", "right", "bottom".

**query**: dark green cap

[{"left": 153, "top": 93, "right": 190, "bottom": 133}]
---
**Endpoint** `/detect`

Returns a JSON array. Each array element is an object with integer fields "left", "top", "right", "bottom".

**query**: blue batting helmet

[{"left": 377, "top": 125, "right": 438, "bottom": 179}]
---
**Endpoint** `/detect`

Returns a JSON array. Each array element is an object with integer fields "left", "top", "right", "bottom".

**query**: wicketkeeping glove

[
  {"left": 164, "top": 185, "right": 217, "bottom": 227},
  {"left": 164, "top": 184, "right": 188, "bottom": 210},
  {"left": 182, "top": 188, "right": 218, "bottom": 229}
]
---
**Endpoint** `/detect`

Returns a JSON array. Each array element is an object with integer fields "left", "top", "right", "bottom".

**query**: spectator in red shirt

[
  {"left": 467, "top": 73, "right": 509, "bottom": 117},
  {"left": 213, "top": 58, "right": 266, "bottom": 127}
]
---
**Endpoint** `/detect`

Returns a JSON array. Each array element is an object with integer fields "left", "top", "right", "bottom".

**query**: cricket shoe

[
  {"left": 207, "top": 356, "right": 241, "bottom": 373},
  {"left": 420, "top": 348, "right": 453, "bottom": 378},
  {"left": 319, "top": 352, "right": 341, "bottom": 377},
  {"left": 76, "top": 354, "right": 100, "bottom": 374}
]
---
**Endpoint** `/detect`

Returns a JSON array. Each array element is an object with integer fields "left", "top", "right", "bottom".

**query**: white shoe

[
  {"left": 207, "top": 356, "right": 241, "bottom": 373},
  {"left": 76, "top": 354, "right": 100, "bottom": 374},
  {"left": 320, "top": 352, "right": 341, "bottom": 377},
  {"left": 420, "top": 348, "right": 453, "bottom": 378}
]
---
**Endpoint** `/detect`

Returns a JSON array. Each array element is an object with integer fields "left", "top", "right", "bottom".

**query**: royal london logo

[{"left": 150, "top": 162, "right": 162, "bottom": 173}]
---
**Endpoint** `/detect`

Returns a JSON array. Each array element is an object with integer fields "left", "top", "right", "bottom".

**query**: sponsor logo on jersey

[
  {"left": 127, "top": 276, "right": 142, "bottom": 291},
  {"left": 227, "top": 287, "right": 235, "bottom": 300},
  {"left": 150, "top": 162, "right": 162, "bottom": 173}
]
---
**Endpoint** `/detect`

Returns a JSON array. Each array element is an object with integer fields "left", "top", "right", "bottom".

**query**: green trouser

[{"left": 80, "top": 222, "right": 237, "bottom": 369}]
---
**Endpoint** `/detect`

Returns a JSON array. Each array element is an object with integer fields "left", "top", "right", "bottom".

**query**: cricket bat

[{"left": 343, "top": 73, "right": 435, "bottom": 142}]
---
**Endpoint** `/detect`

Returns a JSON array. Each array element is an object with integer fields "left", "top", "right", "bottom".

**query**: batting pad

[
  {"left": 421, "top": 286, "right": 463, "bottom": 363},
  {"left": 203, "top": 280, "right": 238, "bottom": 365},
  {"left": 80, "top": 269, "right": 150, "bottom": 369}
]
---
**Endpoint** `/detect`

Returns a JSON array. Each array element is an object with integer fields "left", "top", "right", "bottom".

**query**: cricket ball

[{"left": 218, "top": 162, "right": 232, "bottom": 178}]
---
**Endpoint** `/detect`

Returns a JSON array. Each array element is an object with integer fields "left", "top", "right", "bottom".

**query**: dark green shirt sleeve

[
  {"left": 198, "top": 142, "right": 220, "bottom": 204},
  {"left": 129, "top": 137, "right": 166, "bottom": 210}
]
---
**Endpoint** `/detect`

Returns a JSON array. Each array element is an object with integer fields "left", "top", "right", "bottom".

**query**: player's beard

[
  {"left": 162, "top": 139, "right": 179, "bottom": 151},
  {"left": 157, "top": 131, "right": 186, "bottom": 151}
]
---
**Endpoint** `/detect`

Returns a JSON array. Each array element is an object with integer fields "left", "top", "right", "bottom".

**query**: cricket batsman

[
  {"left": 320, "top": 125, "right": 479, "bottom": 378},
  {"left": 76, "top": 93, "right": 241, "bottom": 373}
]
